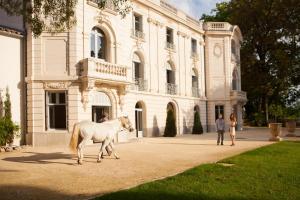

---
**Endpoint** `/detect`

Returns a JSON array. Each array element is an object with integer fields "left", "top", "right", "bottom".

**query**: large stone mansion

[{"left": 0, "top": 0, "right": 247, "bottom": 146}]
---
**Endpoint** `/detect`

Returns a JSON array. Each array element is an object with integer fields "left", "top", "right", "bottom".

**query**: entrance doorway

[
  {"left": 91, "top": 91, "right": 112, "bottom": 123},
  {"left": 92, "top": 106, "right": 110, "bottom": 123},
  {"left": 135, "top": 102, "right": 145, "bottom": 138}
]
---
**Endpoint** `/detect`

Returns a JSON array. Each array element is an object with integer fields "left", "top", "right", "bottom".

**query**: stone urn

[
  {"left": 285, "top": 120, "right": 296, "bottom": 137},
  {"left": 268, "top": 123, "right": 282, "bottom": 141}
]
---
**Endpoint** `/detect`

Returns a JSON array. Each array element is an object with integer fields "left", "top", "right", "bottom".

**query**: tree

[
  {"left": 201, "top": 0, "right": 300, "bottom": 123},
  {"left": 192, "top": 110, "right": 203, "bottom": 134},
  {"left": 164, "top": 109, "right": 177, "bottom": 137},
  {"left": 0, "top": 0, "right": 131, "bottom": 37},
  {"left": 0, "top": 92, "right": 3, "bottom": 118}
]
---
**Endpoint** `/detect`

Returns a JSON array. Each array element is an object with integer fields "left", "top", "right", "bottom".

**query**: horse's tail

[{"left": 69, "top": 123, "right": 80, "bottom": 153}]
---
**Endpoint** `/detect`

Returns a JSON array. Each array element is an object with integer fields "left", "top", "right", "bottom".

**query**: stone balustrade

[
  {"left": 230, "top": 90, "right": 247, "bottom": 101},
  {"left": 166, "top": 83, "right": 177, "bottom": 95},
  {"left": 87, "top": 0, "right": 115, "bottom": 10},
  {"left": 204, "top": 22, "right": 232, "bottom": 31},
  {"left": 80, "top": 58, "right": 128, "bottom": 82}
]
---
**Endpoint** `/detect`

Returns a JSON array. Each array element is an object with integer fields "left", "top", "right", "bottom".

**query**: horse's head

[{"left": 119, "top": 116, "right": 135, "bottom": 132}]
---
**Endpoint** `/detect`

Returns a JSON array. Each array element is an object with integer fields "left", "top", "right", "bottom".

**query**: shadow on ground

[
  {"left": 95, "top": 190, "right": 250, "bottom": 200},
  {"left": 2, "top": 152, "right": 75, "bottom": 165},
  {"left": 0, "top": 185, "right": 85, "bottom": 200}
]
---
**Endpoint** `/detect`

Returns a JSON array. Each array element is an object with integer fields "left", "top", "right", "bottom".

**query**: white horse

[{"left": 69, "top": 116, "right": 134, "bottom": 164}]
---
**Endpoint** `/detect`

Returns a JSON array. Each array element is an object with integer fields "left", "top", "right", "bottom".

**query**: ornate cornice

[{"left": 43, "top": 81, "right": 72, "bottom": 90}]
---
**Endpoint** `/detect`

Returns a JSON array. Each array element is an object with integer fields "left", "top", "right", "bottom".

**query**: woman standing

[{"left": 229, "top": 113, "right": 237, "bottom": 146}]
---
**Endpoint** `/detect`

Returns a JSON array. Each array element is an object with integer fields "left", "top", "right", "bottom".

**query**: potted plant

[
  {"left": 285, "top": 115, "right": 297, "bottom": 137},
  {"left": 268, "top": 104, "right": 284, "bottom": 141}
]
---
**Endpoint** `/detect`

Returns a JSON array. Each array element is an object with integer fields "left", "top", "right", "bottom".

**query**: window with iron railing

[{"left": 166, "top": 69, "right": 177, "bottom": 95}]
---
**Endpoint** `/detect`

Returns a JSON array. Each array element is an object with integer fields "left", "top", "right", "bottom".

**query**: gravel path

[{"left": 0, "top": 127, "right": 298, "bottom": 200}]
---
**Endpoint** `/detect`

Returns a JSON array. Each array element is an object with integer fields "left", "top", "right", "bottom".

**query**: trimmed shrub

[
  {"left": 0, "top": 88, "right": 19, "bottom": 146},
  {"left": 164, "top": 109, "right": 177, "bottom": 137},
  {"left": 4, "top": 88, "right": 12, "bottom": 119},
  {"left": 192, "top": 111, "right": 203, "bottom": 134}
]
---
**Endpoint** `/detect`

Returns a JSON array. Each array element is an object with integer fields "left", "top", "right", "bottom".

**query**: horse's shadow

[
  {"left": 2, "top": 152, "right": 77, "bottom": 166},
  {"left": 2, "top": 152, "right": 118, "bottom": 165}
]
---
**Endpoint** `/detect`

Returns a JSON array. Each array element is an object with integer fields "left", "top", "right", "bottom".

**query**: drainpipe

[{"left": 23, "top": 1, "right": 28, "bottom": 145}]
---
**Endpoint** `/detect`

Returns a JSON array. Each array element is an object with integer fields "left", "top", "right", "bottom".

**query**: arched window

[
  {"left": 232, "top": 68, "right": 238, "bottom": 90},
  {"left": 90, "top": 27, "right": 106, "bottom": 60}
]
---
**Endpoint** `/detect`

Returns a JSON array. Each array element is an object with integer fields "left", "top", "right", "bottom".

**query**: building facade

[
  {"left": 0, "top": 10, "right": 25, "bottom": 145},
  {"left": 24, "top": 0, "right": 246, "bottom": 146}
]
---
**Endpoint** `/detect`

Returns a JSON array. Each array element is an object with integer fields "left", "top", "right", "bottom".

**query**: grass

[{"left": 95, "top": 141, "right": 300, "bottom": 200}]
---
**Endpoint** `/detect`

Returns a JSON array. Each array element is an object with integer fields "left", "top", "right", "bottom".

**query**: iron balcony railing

[
  {"left": 131, "top": 29, "right": 145, "bottom": 40},
  {"left": 133, "top": 78, "right": 148, "bottom": 91},
  {"left": 166, "top": 83, "right": 177, "bottom": 95},
  {"left": 165, "top": 42, "right": 176, "bottom": 50},
  {"left": 192, "top": 87, "right": 200, "bottom": 97},
  {"left": 191, "top": 51, "right": 199, "bottom": 60}
]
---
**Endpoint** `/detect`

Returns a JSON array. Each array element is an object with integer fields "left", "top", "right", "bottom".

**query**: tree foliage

[
  {"left": 201, "top": 0, "right": 300, "bottom": 122},
  {"left": 164, "top": 109, "right": 177, "bottom": 137},
  {"left": 192, "top": 111, "right": 203, "bottom": 134},
  {"left": 0, "top": 0, "right": 131, "bottom": 37}
]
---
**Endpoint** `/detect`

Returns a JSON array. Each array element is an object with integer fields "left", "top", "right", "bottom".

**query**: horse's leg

[
  {"left": 97, "top": 139, "right": 110, "bottom": 163},
  {"left": 109, "top": 142, "right": 120, "bottom": 159},
  {"left": 77, "top": 138, "right": 88, "bottom": 165},
  {"left": 100, "top": 142, "right": 105, "bottom": 159}
]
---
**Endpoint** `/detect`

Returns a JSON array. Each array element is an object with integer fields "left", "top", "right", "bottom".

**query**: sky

[{"left": 167, "top": 0, "right": 226, "bottom": 20}]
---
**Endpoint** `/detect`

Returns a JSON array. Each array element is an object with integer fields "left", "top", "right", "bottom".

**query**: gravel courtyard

[{"left": 0, "top": 128, "right": 298, "bottom": 200}]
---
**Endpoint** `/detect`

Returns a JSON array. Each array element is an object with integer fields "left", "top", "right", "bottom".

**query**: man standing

[{"left": 216, "top": 114, "right": 225, "bottom": 145}]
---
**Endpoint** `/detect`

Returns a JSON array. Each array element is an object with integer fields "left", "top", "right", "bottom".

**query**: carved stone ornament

[
  {"left": 147, "top": 17, "right": 163, "bottom": 28},
  {"left": 81, "top": 91, "right": 89, "bottom": 111},
  {"left": 43, "top": 82, "right": 71, "bottom": 90},
  {"left": 213, "top": 43, "right": 222, "bottom": 57}
]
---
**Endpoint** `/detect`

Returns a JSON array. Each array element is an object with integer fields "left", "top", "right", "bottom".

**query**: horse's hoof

[
  {"left": 97, "top": 159, "right": 102, "bottom": 163},
  {"left": 116, "top": 157, "right": 120, "bottom": 160},
  {"left": 78, "top": 160, "right": 83, "bottom": 165}
]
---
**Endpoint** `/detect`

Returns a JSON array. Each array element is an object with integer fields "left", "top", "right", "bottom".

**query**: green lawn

[{"left": 96, "top": 141, "right": 300, "bottom": 200}]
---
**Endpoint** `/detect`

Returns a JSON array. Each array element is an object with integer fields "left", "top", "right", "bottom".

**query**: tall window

[
  {"left": 166, "top": 62, "right": 175, "bottom": 84},
  {"left": 191, "top": 38, "right": 197, "bottom": 53},
  {"left": 90, "top": 27, "right": 106, "bottom": 60},
  {"left": 134, "top": 13, "right": 142, "bottom": 32},
  {"left": 215, "top": 105, "right": 224, "bottom": 120},
  {"left": 133, "top": 53, "right": 143, "bottom": 79},
  {"left": 192, "top": 69, "right": 199, "bottom": 97},
  {"left": 46, "top": 91, "right": 67, "bottom": 130},
  {"left": 166, "top": 62, "right": 176, "bottom": 95},
  {"left": 166, "top": 27, "right": 173, "bottom": 44}
]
